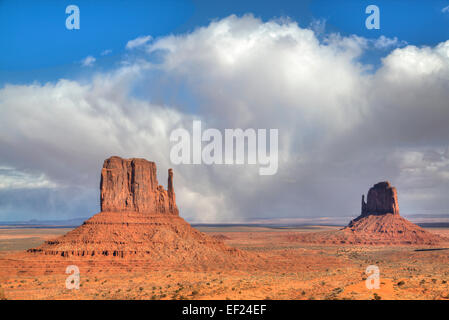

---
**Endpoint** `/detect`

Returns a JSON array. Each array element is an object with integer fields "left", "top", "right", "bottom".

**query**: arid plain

[{"left": 1, "top": 224, "right": 449, "bottom": 300}]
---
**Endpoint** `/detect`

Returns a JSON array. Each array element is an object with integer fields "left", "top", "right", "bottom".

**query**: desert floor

[{"left": 0, "top": 225, "right": 449, "bottom": 300}]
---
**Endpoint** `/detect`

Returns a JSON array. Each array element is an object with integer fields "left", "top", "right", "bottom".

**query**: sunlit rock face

[{"left": 100, "top": 156, "right": 178, "bottom": 215}]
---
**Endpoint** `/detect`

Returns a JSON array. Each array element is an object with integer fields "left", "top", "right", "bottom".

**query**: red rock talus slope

[
  {"left": 27, "top": 211, "right": 244, "bottom": 265},
  {"left": 26, "top": 156, "right": 248, "bottom": 266},
  {"left": 289, "top": 181, "right": 445, "bottom": 245}
]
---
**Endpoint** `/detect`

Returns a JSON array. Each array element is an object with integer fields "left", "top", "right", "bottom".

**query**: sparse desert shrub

[
  {"left": 397, "top": 281, "right": 405, "bottom": 287},
  {"left": 373, "top": 293, "right": 381, "bottom": 300},
  {"left": 333, "top": 287, "right": 343, "bottom": 294}
]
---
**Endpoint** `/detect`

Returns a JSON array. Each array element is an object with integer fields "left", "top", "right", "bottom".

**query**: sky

[{"left": 1, "top": 0, "right": 449, "bottom": 223}]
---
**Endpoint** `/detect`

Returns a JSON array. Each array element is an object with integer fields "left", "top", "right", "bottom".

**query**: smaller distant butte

[{"left": 288, "top": 181, "right": 447, "bottom": 245}]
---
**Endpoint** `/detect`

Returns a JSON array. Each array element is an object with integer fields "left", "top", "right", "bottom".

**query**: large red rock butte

[{"left": 26, "top": 156, "right": 247, "bottom": 267}]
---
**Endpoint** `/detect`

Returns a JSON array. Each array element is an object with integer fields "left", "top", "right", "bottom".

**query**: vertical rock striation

[{"left": 100, "top": 156, "right": 178, "bottom": 215}]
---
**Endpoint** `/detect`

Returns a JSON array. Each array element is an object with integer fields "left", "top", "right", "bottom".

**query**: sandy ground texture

[{"left": 1, "top": 225, "right": 449, "bottom": 300}]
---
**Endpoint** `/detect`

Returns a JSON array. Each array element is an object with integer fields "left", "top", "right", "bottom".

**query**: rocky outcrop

[
  {"left": 290, "top": 181, "right": 445, "bottom": 245},
  {"left": 100, "top": 156, "right": 178, "bottom": 215},
  {"left": 27, "top": 156, "right": 249, "bottom": 266},
  {"left": 361, "top": 181, "right": 399, "bottom": 216},
  {"left": 345, "top": 181, "right": 443, "bottom": 244}
]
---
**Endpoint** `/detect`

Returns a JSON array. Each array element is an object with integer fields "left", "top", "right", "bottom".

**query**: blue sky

[{"left": 2, "top": 0, "right": 449, "bottom": 85}]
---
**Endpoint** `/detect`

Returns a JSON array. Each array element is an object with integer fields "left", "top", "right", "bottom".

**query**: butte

[
  {"left": 289, "top": 181, "right": 446, "bottom": 245},
  {"left": 7, "top": 156, "right": 250, "bottom": 272}
]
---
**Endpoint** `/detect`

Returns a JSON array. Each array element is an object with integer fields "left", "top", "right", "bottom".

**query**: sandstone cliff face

[
  {"left": 100, "top": 156, "right": 178, "bottom": 215},
  {"left": 361, "top": 181, "right": 399, "bottom": 216}
]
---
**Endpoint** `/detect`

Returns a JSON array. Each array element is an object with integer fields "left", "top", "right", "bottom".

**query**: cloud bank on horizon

[{"left": 1, "top": 14, "right": 449, "bottom": 223}]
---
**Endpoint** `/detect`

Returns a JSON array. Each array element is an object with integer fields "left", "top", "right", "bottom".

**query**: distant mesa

[
  {"left": 27, "top": 156, "right": 247, "bottom": 266},
  {"left": 289, "top": 181, "right": 446, "bottom": 245}
]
